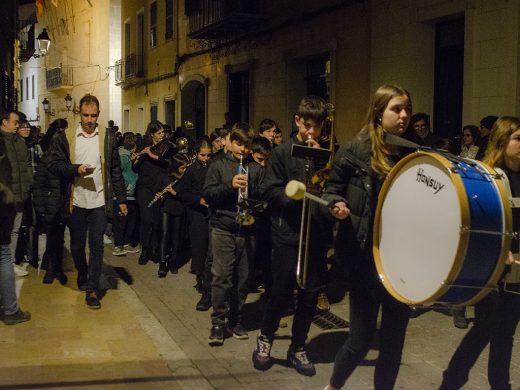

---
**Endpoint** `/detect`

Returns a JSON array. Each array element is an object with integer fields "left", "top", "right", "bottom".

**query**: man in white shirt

[{"left": 47, "top": 94, "right": 127, "bottom": 309}]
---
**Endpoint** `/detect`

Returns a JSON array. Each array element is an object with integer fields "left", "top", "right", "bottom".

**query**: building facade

[{"left": 20, "top": 0, "right": 121, "bottom": 131}]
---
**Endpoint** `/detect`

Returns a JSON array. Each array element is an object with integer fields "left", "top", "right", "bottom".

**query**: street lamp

[
  {"left": 42, "top": 97, "right": 54, "bottom": 116},
  {"left": 34, "top": 28, "right": 51, "bottom": 58}
]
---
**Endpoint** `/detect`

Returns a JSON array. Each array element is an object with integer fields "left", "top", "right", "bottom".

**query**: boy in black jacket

[
  {"left": 253, "top": 96, "right": 329, "bottom": 376},
  {"left": 203, "top": 123, "right": 263, "bottom": 346}
]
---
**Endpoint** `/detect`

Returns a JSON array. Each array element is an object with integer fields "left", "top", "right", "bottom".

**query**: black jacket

[
  {"left": 0, "top": 138, "right": 16, "bottom": 245},
  {"left": 261, "top": 136, "right": 325, "bottom": 246},
  {"left": 177, "top": 159, "right": 209, "bottom": 215},
  {"left": 46, "top": 126, "right": 126, "bottom": 216},
  {"left": 0, "top": 130, "right": 33, "bottom": 205},
  {"left": 33, "top": 137, "right": 67, "bottom": 223},
  {"left": 322, "top": 131, "right": 382, "bottom": 271},
  {"left": 203, "top": 152, "right": 264, "bottom": 235}
]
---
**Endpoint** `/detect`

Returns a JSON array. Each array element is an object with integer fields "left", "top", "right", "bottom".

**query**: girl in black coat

[
  {"left": 177, "top": 138, "right": 211, "bottom": 289},
  {"left": 157, "top": 152, "right": 190, "bottom": 277},
  {"left": 323, "top": 85, "right": 413, "bottom": 390},
  {"left": 134, "top": 121, "right": 174, "bottom": 265},
  {"left": 32, "top": 119, "right": 69, "bottom": 285}
]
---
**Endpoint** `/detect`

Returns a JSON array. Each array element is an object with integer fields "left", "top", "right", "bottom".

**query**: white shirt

[{"left": 73, "top": 124, "right": 105, "bottom": 209}]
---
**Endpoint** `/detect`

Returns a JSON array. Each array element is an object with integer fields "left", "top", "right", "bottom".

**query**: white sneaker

[
  {"left": 123, "top": 244, "right": 140, "bottom": 254},
  {"left": 112, "top": 246, "right": 127, "bottom": 256},
  {"left": 14, "top": 264, "right": 28, "bottom": 277},
  {"left": 103, "top": 234, "right": 112, "bottom": 244}
]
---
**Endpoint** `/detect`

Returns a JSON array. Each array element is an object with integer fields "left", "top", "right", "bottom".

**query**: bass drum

[{"left": 373, "top": 151, "right": 512, "bottom": 306}]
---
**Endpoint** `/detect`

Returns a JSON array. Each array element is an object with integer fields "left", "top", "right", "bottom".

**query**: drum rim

[
  {"left": 457, "top": 161, "right": 512, "bottom": 306},
  {"left": 373, "top": 151, "right": 471, "bottom": 305}
]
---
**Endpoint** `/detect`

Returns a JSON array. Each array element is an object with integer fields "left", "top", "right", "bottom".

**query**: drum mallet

[{"left": 285, "top": 180, "right": 334, "bottom": 207}]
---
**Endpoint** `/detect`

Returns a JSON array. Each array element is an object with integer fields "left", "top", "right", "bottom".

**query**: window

[
  {"left": 26, "top": 77, "right": 29, "bottom": 101},
  {"left": 20, "top": 79, "right": 23, "bottom": 101},
  {"left": 31, "top": 75, "right": 34, "bottom": 99},
  {"left": 150, "top": 1, "right": 157, "bottom": 48},
  {"left": 165, "top": 0, "right": 173, "bottom": 40},
  {"left": 150, "top": 104, "right": 158, "bottom": 121}
]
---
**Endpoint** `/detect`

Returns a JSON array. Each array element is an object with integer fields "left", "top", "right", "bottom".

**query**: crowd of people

[{"left": 0, "top": 88, "right": 519, "bottom": 389}]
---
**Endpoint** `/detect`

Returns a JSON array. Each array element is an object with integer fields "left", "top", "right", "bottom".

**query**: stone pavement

[{"left": 2, "top": 242, "right": 520, "bottom": 389}]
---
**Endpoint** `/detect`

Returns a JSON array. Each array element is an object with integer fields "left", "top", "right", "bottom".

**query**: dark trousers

[
  {"left": 43, "top": 215, "right": 65, "bottom": 274},
  {"left": 112, "top": 199, "right": 137, "bottom": 247},
  {"left": 15, "top": 198, "right": 34, "bottom": 263},
  {"left": 260, "top": 242, "right": 324, "bottom": 348},
  {"left": 69, "top": 206, "right": 107, "bottom": 292},
  {"left": 329, "top": 269, "right": 411, "bottom": 390},
  {"left": 160, "top": 212, "right": 183, "bottom": 269},
  {"left": 201, "top": 226, "right": 214, "bottom": 292},
  {"left": 136, "top": 187, "right": 159, "bottom": 253},
  {"left": 188, "top": 210, "right": 209, "bottom": 278},
  {"left": 210, "top": 227, "right": 252, "bottom": 326},
  {"left": 440, "top": 289, "right": 520, "bottom": 390}
]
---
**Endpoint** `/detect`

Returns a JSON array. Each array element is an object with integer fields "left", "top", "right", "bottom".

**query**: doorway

[
  {"left": 433, "top": 18, "right": 464, "bottom": 141},
  {"left": 181, "top": 79, "right": 206, "bottom": 140}
]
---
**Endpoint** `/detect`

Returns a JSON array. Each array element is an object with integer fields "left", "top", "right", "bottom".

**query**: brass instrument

[
  {"left": 296, "top": 103, "right": 335, "bottom": 289},
  {"left": 176, "top": 137, "right": 189, "bottom": 150},
  {"left": 235, "top": 154, "right": 255, "bottom": 226},
  {"left": 296, "top": 141, "right": 315, "bottom": 289}
]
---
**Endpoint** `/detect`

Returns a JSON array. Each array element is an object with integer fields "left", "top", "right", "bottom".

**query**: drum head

[{"left": 374, "top": 152, "right": 469, "bottom": 304}]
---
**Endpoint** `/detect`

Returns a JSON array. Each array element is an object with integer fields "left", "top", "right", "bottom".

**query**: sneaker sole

[
  {"left": 4, "top": 317, "right": 31, "bottom": 325},
  {"left": 208, "top": 338, "right": 224, "bottom": 346},
  {"left": 252, "top": 355, "right": 274, "bottom": 371},
  {"left": 112, "top": 252, "right": 127, "bottom": 256},
  {"left": 233, "top": 333, "right": 249, "bottom": 340}
]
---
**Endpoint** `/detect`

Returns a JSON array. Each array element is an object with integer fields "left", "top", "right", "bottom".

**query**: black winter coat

[
  {"left": 203, "top": 152, "right": 264, "bottom": 235},
  {"left": 322, "top": 131, "right": 382, "bottom": 272},
  {"left": 0, "top": 130, "right": 32, "bottom": 205},
  {"left": 261, "top": 136, "right": 328, "bottom": 247},
  {"left": 177, "top": 159, "right": 208, "bottom": 215}
]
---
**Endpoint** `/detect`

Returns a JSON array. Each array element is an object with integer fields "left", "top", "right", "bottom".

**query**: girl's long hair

[
  {"left": 363, "top": 85, "right": 411, "bottom": 176},
  {"left": 483, "top": 116, "right": 520, "bottom": 169}
]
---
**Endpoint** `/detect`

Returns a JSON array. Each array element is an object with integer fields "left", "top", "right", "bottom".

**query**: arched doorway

[{"left": 181, "top": 78, "right": 206, "bottom": 140}]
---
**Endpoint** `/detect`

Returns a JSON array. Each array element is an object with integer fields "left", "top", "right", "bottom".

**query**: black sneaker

[
  {"left": 208, "top": 324, "right": 225, "bottom": 346},
  {"left": 77, "top": 273, "right": 87, "bottom": 291},
  {"left": 287, "top": 346, "right": 316, "bottom": 376},
  {"left": 252, "top": 335, "right": 274, "bottom": 371},
  {"left": 196, "top": 293, "right": 211, "bottom": 311},
  {"left": 86, "top": 291, "right": 101, "bottom": 310},
  {"left": 3, "top": 309, "right": 31, "bottom": 325},
  {"left": 232, "top": 323, "right": 249, "bottom": 340},
  {"left": 452, "top": 307, "right": 468, "bottom": 329}
]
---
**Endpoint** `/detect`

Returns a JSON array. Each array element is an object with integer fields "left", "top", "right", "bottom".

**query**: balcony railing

[
  {"left": 46, "top": 66, "right": 73, "bottom": 91},
  {"left": 186, "top": 0, "right": 264, "bottom": 40},
  {"left": 18, "top": 21, "right": 35, "bottom": 63},
  {"left": 114, "top": 53, "right": 144, "bottom": 85}
]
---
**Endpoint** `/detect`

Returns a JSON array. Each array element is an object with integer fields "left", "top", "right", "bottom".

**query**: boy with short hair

[
  {"left": 203, "top": 122, "right": 263, "bottom": 346},
  {"left": 253, "top": 95, "right": 329, "bottom": 376},
  {"left": 251, "top": 136, "right": 271, "bottom": 167}
]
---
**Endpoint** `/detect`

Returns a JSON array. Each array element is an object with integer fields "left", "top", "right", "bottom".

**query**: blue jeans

[
  {"left": 69, "top": 206, "right": 107, "bottom": 292},
  {"left": 0, "top": 245, "right": 18, "bottom": 315}
]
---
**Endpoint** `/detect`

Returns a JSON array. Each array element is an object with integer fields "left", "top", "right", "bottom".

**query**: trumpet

[{"left": 235, "top": 154, "right": 255, "bottom": 226}]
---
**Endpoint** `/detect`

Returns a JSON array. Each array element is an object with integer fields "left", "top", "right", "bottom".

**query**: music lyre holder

[{"left": 291, "top": 144, "right": 331, "bottom": 163}]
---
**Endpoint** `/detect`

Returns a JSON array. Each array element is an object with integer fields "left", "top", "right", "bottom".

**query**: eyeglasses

[{"left": 462, "top": 134, "right": 473, "bottom": 137}]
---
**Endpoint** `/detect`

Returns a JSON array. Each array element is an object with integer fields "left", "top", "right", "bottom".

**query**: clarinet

[{"left": 147, "top": 177, "right": 181, "bottom": 208}]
